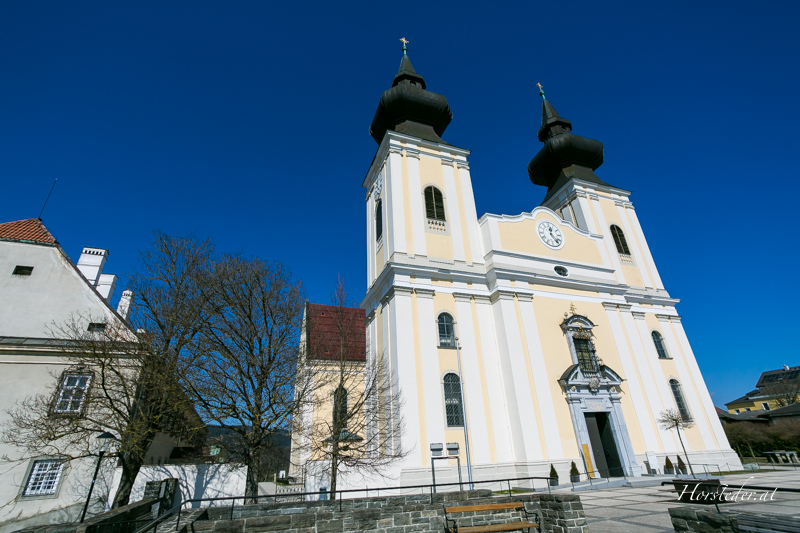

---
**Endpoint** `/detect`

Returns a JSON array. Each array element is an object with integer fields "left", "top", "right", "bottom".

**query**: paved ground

[{"left": 570, "top": 470, "right": 800, "bottom": 532}]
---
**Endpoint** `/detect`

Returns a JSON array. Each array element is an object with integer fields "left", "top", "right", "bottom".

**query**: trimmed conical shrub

[
  {"left": 665, "top": 457, "right": 674, "bottom": 470},
  {"left": 570, "top": 461, "right": 580, "bottom": 476},
  {"left": 549, "top": 464, "right": 558, "bottom": 478}
]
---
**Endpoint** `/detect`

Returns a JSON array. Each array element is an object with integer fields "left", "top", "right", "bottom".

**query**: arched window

[
  {"left": 375, "top": 199, "right": 383, "bottom": 242},
  {"left": 669, "top": 379, "right": 691, "bottom": 420},
  {"left": 333, "top": 386, "right": 348, "bottom": 429},
  {"left": 424, "top": 186, "right": 446, "bottom": 221},
  {"left": 443, "top": 373, "right": 464, "bottom": 427},
  {"left": 438, "top": 313, "right": 455, "bottom": 347},
  {"left": 610, "top": 225, "right": 630, "bottom": 255},
  {"left": 652, "top": 331, "right": 669, "bottom": 359}
]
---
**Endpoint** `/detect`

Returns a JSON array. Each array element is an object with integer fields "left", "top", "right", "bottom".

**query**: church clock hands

[{"left": 536, "top": 220, "right": 564, "bottom": 249}]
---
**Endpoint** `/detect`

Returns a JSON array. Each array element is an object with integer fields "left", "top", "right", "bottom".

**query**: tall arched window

[
  {"left": 424, "top": 186, "right": 446, "bottom": 221},
  {"left": 669, "top": 379, "right": 691, "bottom": 420},
  {"left": 443, "top": 373, "right": 464, "bottom": 427},
  {"left": 438, "top": 313, "right": 455, "bottom": 347},
  {"left": 610, "top": 225, "right": 630, "bottom": 255},
  {"left": 652, "top": 331, "right": 669, "bottom": 359},
  {"left": 333, "top": 386, "right": 348, "bottom": 429},
  {"left": 375, "top": 199, "right": 383, "bottom": 242}
]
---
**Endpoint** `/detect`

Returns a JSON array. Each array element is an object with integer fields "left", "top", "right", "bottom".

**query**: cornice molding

[
  {"left": 456, "top": 161, "right": 470, "bottom": 169},
  {"left": 405, "top": 147, "right": 420, "bottom": 159},
  {"left": 452, "top": 292, "right": 472, "bottom": 303},
  {"left": 602, "top": 302, "right": 620, "bottom": 311},
  {"left": 413, "top": 288, "right": 435, "bottom": 299},
  {"left": 631, "top": 311, "right": 646, "bottom": 320},
  {"left": 440, "top": 156, "right": 455, "bottom": 167}
]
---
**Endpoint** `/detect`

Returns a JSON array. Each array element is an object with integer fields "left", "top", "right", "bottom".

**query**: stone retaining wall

[
  {"left": 191, "top": 489, "right": 588, "bottom": 533},
  {"left": 669, "top": 507, "right": 800, "bottom": 533}
]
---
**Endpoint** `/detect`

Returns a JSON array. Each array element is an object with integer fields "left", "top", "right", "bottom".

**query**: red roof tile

[
  {"left": 0, "top": 218, "right": 57, "bottom": 244},
  {"left": 306, "top": 303, "right": 366, "bottom": 361}
]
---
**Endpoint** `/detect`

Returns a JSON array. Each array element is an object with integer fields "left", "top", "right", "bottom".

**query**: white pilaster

[
  {"left": 456, "top": 162, "right": 483, "bottom": 265},
  {"left": 615, "top": 203, "right": 652, "bottom": 287},
  {"left": 416, "top": 289, "right": 446, "bottom": 449},
  {"left": 405, "top": 147, "right": 427, "bottom": 258},
  {"left": 602, "top": 303, "right": 661, "bottom": 451},
  {"left": 386, "top": 148, "right": 406, "bottom": 257},
  {"left": 589, "top": 196, "right": 626, "bottom": 284},
  {"left": 490, "top": 292, "right": 543, "bottom": 462},
  {"left": 626, "top": 207, "right": 664, "bottom": 290},
  {"left": 389, "top": 288, "right": 419, "bottom": 459},
  {"left": 441, "top": 159, "right": 466, "bottom": 263},
  {"left": 517, "top": 297, "right": 564, "bottom": 459},
  {"left": 453, "top": 294, "right": 491, "bottom": 463},
  {"left": 632, "top": 312, "right": 682, "bottom": 450},
  {"left": 658, "top": 315, "right": 718, "bottom": 450},
  {"left": 620, "top": 308, "right": 677, "bottom": 451},
  {"left": 474, "top": 296, "right": 514, "bottom": 462}
]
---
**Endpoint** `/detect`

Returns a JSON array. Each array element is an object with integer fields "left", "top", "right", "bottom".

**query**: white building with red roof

[{"left": 0, "top": 218, "right": 132, "bottom": 531}]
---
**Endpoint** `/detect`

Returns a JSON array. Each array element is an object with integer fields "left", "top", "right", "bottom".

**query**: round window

[{"left": 554, "top": 266, "right": 568, "bottom": 277}]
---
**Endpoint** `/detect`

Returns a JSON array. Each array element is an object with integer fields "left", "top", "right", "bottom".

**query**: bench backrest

[{"left": 445, "top": 502, "right": 525, "bottom": 513}]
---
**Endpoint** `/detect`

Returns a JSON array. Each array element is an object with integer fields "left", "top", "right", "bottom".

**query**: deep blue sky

[{"left": 2, "top": 2, "right": 797, "bottom": 408}]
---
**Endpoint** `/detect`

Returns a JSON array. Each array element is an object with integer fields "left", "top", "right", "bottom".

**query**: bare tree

[
  {"left": 761, "top": 381, "right": 800, "bottom": 409},
  {"left": 723, "top": 422, "right": 768, "bottom": 459},
  {"left": 657, "top": 408, "right": 696, "bottom": 478},
  {"left": 0, "top": 232, "right": 213, "bottom": 509},
  {"left": 182, "top": 256, "right": 313, "bottom": 501},
  {"left": 299, "top": 278, "right": 407, "bottom": 499}
]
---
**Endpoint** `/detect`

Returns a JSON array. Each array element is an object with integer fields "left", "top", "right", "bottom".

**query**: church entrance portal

[{"left": 584, "top": 412, "right": 623, "bottom": 478}]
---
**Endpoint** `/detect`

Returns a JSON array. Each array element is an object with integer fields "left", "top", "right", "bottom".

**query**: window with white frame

[
  {"left": 669, "top": 379, "right": 691, "bottom": 420},
  {"left": 23, "top": 459, "right": 65, "bottom": 496},
  {"left": 443, "top": 373, "right": 464, "bottom": 427},
  {"left": 437, "top": 313, "right": 456, "bottom": 347},
  {"left": 652, "top": 331, "right": 669, "bottom": 359},
  {"left": 53, "top": 373, "right": 92, "bottom": 414},
  {"left": 762, "top": 402, "right": 771, "bottom": 411}
]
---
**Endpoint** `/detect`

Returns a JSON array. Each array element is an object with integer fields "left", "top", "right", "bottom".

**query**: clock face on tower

[{"left": 537, "top": 220, "right": 564, "bottom": 249}]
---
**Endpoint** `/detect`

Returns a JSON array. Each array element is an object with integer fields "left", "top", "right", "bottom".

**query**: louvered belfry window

[
  {"left": 333, "top": 386, "right": 348, "bottom": 429},
  {"left": 424, "top": 187, "right": 446, "bottom": 221},
  {"left": 443, "top": 373, "right": 464, "bottom": 427},
  {"left": 375, "top": 200, "right": 383, "bottom": 242},
  {"left": 610, "top": 225, "right": 630, "bottom": 255}
]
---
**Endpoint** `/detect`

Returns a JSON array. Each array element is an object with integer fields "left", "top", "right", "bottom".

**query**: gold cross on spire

[
  {"left": 399, "top": 37, "right": 409, "bottom": 46},
  {"left": 536, "top": 82, "right": 544, "bottom": 92},
  {"left": 569, "top": 302, "right": 578, "bottom": 315}
]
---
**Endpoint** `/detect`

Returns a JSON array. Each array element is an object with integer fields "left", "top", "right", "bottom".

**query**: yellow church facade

[{"left": 354, "top": 49, "right": 739, "bottom": 487}]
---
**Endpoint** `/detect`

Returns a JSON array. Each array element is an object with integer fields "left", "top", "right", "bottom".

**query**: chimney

[
  {"left": 96, "top": 274, "right": 118, "bottom": 301},
  {"left": 77, "top": 247, "right": 118, "bottom": 302},
  {"left": 117, "top": 290, "right": 134, "bottom": 320},
  {"left": 77, "top": 247, "right": 109, "bottom": 286}
]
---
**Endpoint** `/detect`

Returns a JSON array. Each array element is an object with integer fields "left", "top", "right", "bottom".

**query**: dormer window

[
  {"left": 87, "top": 323, "right": 106, "bottom": 332},
  {"left": 12, "top": 266, "right": 34, "bottom": 276}
]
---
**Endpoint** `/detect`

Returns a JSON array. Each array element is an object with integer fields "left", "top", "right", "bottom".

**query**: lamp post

[
  {"left": 454, "top": 335, "right": 474, "bottom": 490},
  {"left": 80, "top": 432, "right": 116, "bottom": 523}
]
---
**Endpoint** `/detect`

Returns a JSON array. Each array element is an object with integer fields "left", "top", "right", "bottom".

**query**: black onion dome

[
  {"left": 369, "top": 54, "right": 453, "bottom": 145},
  {"left": 528, "top": 97, "right": 609, "bottom": 202}
]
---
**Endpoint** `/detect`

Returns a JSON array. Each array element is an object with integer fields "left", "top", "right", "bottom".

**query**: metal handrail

[{"left": 132, "top": 474, "right": 556, "bottom": 533}]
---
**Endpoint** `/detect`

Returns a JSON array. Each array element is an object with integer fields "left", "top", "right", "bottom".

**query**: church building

[{"left": 354, "top": 45, "right": 739, "bottom": 488}]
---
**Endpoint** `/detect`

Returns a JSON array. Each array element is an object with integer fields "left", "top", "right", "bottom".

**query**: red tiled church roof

[
  {"left": 306, "top": 303, "right": 366, "bottom": 361},
  {"left": 0, "top": 218, "right": 57, "bottom": 244}
]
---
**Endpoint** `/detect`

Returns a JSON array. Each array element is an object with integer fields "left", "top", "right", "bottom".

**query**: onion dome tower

[
  {"left": 369, "top": 41, "right": 453, "bottom": 145},
  {"left": 527, "top": 85, "right": 610, "bottom": 203}
]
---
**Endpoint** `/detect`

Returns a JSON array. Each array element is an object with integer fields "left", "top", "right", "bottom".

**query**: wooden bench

[{"left": 443, "top": 502, "right": 540, "bottom": 533}]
